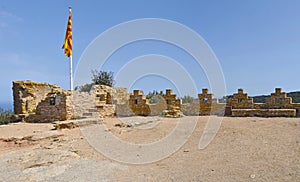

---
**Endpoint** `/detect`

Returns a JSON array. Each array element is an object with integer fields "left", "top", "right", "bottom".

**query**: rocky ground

[{"left": 0, "top": 116, "right": 299, "bottom": 181}]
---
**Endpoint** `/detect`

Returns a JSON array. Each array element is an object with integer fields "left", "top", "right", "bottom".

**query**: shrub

[
  {"left": 0, "top": 107, "right": 13, "bottom": 125},
  {"left": 91, "top": 70, "right": 115, "bottom": 87},
  {"left": 75, "top": 70, "right": 115, "bottom": 92}
]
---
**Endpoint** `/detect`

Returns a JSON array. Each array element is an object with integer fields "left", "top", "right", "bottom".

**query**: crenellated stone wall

[
  {"left": 128, "top": 90, "right": 151, "bottom": 116},
  {"left": 196, "top": 88, "right": 299, "bottom": 117},
  {"left": 198, "top": 88, "right": 225, "bottom": 116},
  {"left": 12, "top": 80, "right": 300, "bottom": 121},
  {"left": 198, "top": 88, "right": 214, "bottom": 115},
  {"left": 163, "top": 89, "right": 182, "bottom": 110},
  {"left": 161, "top": 89, "right": 183, "bottom": 117},
  {"left": 126, "top": 89, "right": 183, "bottom": 117},
  {"left": 228, "top": 88, "right": 254, "bottom": 109},
  {"left": 266, "top": 88, "right": 294, "bottom": 108}
]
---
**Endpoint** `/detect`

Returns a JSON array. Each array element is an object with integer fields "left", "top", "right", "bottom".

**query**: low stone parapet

[{"left": 231, "top": 109, "right": 296, "bottom": 117}]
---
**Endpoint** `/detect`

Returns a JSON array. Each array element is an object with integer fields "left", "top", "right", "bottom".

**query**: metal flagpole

[
  {"left": 63, "top": 7, "right": 73, "bottom": 91},
  {"left": 62, "top": 7, "right": 73, "bottom": 91},
  {"left": 70, "top": 55, "right": 73, "bottom": 91},
  {"left": 68, "top": 7, "right": 73, "bottom": 91}
]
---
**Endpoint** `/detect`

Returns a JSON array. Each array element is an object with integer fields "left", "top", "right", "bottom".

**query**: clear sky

[{"left": 0, "top": 0, "right": 300, "bottom": 109}]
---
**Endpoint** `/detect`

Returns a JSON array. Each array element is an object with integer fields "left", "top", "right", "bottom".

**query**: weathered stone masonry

[
  {"left": 12, "top": 80, "right": 300, "bottom": 122},
  {"left": 12, "top": 81, "right": 73, "bottom": 122},
  {"left": 127, "top": 89, "right": 182, "bottom": 117},
  {"left": 73, "top": 85, "right": 117, "bottom": 118},
  {"left": 201, "top": 88, "right": 300, "bottom": 117},
  {"left": 198, "top": 88, "right": 226, "bottom": 116},
  {"left": 13, "top": 80, "right": 60, "bottom": 115},
  {"left": 128, "top": 90, "right": 151, "bottom": 116},
  {"left": 33, "top": 90, "right": 73, "bottom": 122}
]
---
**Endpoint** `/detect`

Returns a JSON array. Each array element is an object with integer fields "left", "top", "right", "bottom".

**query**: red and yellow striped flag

[{"left": 62, "top": 8, "right": 72, "bottom": 57}]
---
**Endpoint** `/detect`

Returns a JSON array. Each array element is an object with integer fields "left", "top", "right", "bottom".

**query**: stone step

[{"left": 53, "top": 118, "right": 103, "bottom": 129}]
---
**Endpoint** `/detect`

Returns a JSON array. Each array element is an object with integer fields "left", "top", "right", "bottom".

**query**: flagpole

[
  {"left": 68, "top": 7, "right": 73, "bottom": 91},
  {"left": 70, "top": 55, "right": 73, "bottom": 91},
  {"left": 63, "top": 7, "right": 73, "bottom": 91},
  {"left": 68, "top": 6, "right": 73, "bottom": 91}
]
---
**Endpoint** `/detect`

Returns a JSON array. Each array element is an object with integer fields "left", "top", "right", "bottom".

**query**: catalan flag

[{"left": 62, "top": 8, "right": 72, "bottom": 57}]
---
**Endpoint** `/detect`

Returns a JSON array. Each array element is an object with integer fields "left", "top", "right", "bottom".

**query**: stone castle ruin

[
  {"left": 12, "top": 80, "right": 300, "bottom": 122},
  {"left": 12, "top": 81, "right": 73, "bottom": 122}
]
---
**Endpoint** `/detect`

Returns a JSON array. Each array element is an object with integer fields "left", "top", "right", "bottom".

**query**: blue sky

[{"left": 0, "top": 0, "right": 300, "bottom": 109}]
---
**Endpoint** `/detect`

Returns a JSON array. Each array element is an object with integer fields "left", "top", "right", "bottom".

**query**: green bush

[
  {"left": 91, "top": 70, "right": 115, "bottom": 87},
  {"left": 75, "top": 70, "right": 115, "bottom": 92},
  {"left": 0, "top": 107, "right": 13, "bottom": 125}
]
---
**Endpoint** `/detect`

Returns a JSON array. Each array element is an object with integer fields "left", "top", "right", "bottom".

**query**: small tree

[
  {"left": 92, "top": 70, "right": 115, "bottom": 87},
  {"left": 75, "top": 70, "right": 115, "bottom": 92}
]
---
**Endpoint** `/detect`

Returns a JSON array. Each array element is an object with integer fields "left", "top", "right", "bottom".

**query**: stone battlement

[{"left": 12, "top": 81, "right": 300, "bottom": 122}]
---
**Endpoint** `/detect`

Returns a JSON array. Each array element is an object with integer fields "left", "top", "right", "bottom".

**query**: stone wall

[
  {"left": 73, "top": 85, "right": 127, "bottom": 118},
  {"left": 264, "top": 88, "right": 300, "bottom": 117},
  {"left": 26, "top": 90, "right": 73, "bottom": 122},
  {"left": 295, "top": 106, "right": 300, "bottom": 117},
  {"left": 227, "top": 88, "right": 300, "bottom": 117},
  {"left": 128, "top": 90, "right": 151, "bottom": 116},
  {"left": 149, "top": 99, "right": 167, "bottom": 116},
  {"left": 210, "top": 102, "right": 226, "bottom": 116},
  {"left": 198, "top": 88, "right": 214, "bottom": 115},
  {"left": 198, "top": 89, "right": 225, "bottom": 116},
  {"left": 115, "top": 102, "right": 135, "bottom": 117},
  {"left": 12, "top": 80, "right": 300, "bottom": 120},
  {"left": 197, "top": 88, "right": 299, "bottom": 117},
  {"left": 228, "top": 88, "right": 254, "bottom": 109},
  {"left": 114, "top": 87, "right": 130, "bottom": 105},
  {"left": 127, "top": 89, "right": 182, "bottom": 117},
  {"left": 231, "top": 109, "right": 296, "bottom": 117},
  {"left": 161, "top": 89, "right": 183, "bottom": 117},
  {"left": 265, "top": 88, "right": 294, "bottom": 108},
  {"left": 114, "top": 88, "right": 133, "bottom": 117},
  {"left": 163, "top": 89, "right": 182, "bottom": 110},
  {"left": 73, "top": 91, "right": 97, "bottom": 118},
  {"left": 92, "top": 85, "right": 115, "bottom": 118},
  {"left": 182, "top": 100, "right": 199, "bottom": 116},
  {"left": 13, "top": 80, "right": 61, "bottom": 114}
]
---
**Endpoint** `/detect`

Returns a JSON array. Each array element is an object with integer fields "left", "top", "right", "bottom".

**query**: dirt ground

[{"left": 0, "top": 116, "right": 299, "bottom": 181}]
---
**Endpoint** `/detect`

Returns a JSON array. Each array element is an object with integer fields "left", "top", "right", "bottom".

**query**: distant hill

[
  {"left": 250, "top": 95, "right": 269, "bottom": 103},
  {"left": 226, "top": 91, "right": 300, "bottom": 103},
  {"left": 287, "top": 92, "right": 300, "bottom": 103}
]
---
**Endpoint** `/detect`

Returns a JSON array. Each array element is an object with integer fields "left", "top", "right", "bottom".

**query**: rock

[
  {"left": 114, "top": 123, "right": 132, "bottom": 128},
  {"left": 53, "top": 118, "right": 103, "bottom": 130},
  {"left": 53, "top": 121, "right": 78, "bottom": 130}
]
